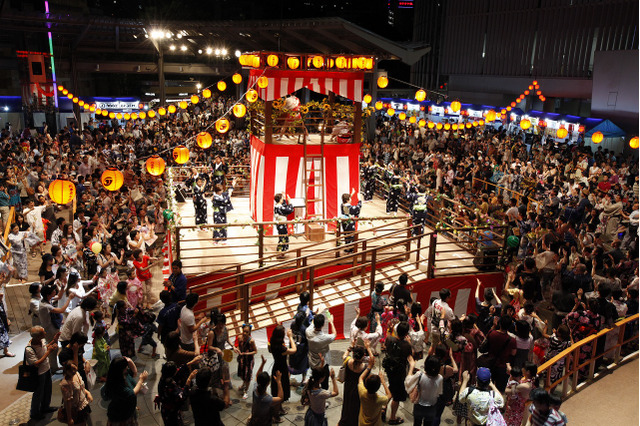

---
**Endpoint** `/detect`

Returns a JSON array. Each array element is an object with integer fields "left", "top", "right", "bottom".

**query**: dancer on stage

[
  {"left": 211, "top": 155, "right": 228, "bottom": 187},
  {"left": 361, "top": 158, "right": 377, "bottom": 201},
  {"left": 274, "top": 193, "right": 295, "bottom": 258},
  {"left": 212, "top": 180, "right": 236, "bottom": 244},
  {"left": 186, "top": 170, "right": 210, "bottom": 225},
  {"left": 386, "top": 168, "right": 402, "bottom": 214},
  {"left": 407, "top": 184, "right": 428, "bottom": 236},
  {"left": 340, "top": 190, "right": 362, "bottom": 253}
]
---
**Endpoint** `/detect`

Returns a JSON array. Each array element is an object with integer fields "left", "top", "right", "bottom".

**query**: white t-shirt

[{"left": 179, "top": 306, "right": 196, "bottom": 345}]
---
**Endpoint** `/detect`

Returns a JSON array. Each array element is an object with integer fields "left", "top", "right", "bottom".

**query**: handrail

[
  {"left": 536, "top": 313, "right": 639, "bottom": 399},
  {"left": 175, "top": 215, "right": 408, "bottom": 230},
  {"left": 2, "top": 206, "right": 15, "bottom": 245}
]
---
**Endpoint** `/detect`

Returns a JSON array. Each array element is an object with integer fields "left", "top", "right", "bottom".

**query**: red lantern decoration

[
  {"left": 146, "top": 156, "right": 166, "bottom": 176},
  {"left": 48, "top": 180, "right": 76, "bottom": 204}
]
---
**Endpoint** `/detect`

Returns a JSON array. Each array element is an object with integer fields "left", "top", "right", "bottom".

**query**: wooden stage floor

[{"left": 175, "top": 196, "right": 480, "bottom": 276}]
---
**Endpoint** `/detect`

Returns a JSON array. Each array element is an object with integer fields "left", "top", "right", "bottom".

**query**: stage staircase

[{"left": 303, "top": 136, "right": 325, "bottom": 220}]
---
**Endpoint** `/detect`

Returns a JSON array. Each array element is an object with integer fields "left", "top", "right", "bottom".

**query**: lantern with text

[
  {"left": 123, "top": 113, "right": 130, "bottom": 120},
  {"left": 591, "top": 131, "right": 604, "bottom": 144},
  {"left": 197, "top": 132, "right": 213, "bottom": 149},
  {"left": 257, "top": 76, "right": 269, "bottom": 89},
  {"left": 450, "top": 101, "right": 461, "bottom": 112},
  {"left": 232, "top": 73, "right": 242, "bottom": 84},
  {"left": 557, "top": 127, "right": 568, "bottom": 139},
  {"left": 287, "top": 57, "right": 300, "bottom": 70},
  {"left": 377, "top": 76, "right": 388, "bottom": 88},
  {"left": 146, "top": 156, "right": 166, "bottom": 176},
  {"left": 173, "top": 146, "right": 190, "bottom": 164},
  {"left": 312, "top": 56, "right": 324, "bottom": 68},
  {"left": 246, "top": 89, "right": 258, "bottom": 103},
  {"left": 520, "top": 118, "right": 531, "bottom": 130},
  {"left": 409, "top": 116, "right": 416, "bottom": 124},
  {"left": 267, "top": 54, "right": 279, "bottom": 67},
  {"left": 101, "top": 168, "right": 124, "bottom": 191},
  {"left": 131, "top": 112, "right": 138, "bottom": 120},
  {"left": 336, "top": 56, "right": 348, "bottom": 69},
  {"left": 215, "top": 118, "right": 230, "bottom": 134},
  {"left": 49, "top": 180, "right": 75, "bottom": 204},
  {"left": 217, "top": 81, "right": 227, "bottom": 92},
  {"left": 452, "top": 124, "right": 458, "bottom": 130},
  {"left": 630, "top": 137, "right": 639, "bottom": 149},
  {"left": 233, "top": 104, "right": 247, "bottom": 118},
  {"left": 116, "top": 113, "right": 123, "bottom": 120},
  {"left": 415, "top": 89, "right": 426, "bottom": 102}
]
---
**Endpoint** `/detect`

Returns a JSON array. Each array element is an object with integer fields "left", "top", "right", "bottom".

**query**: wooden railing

[
  {"left": 170, "top": 164, "right": 251, "bottom": 196},
  {"left": 537, "top": 313, "right": 639, "bottom": 399},
  {"left": 472, "top": 177, "right": 539, "bottom": 212},
  {"left": 2, "top": 206, "right": 15, "bottom": 261},
  {"left": 188, "top": 223, "right": 508, "bottom": 321}
]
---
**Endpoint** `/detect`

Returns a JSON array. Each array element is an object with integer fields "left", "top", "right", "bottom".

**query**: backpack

[{"left": 486, "top": 392, "right": 507, "bottom": 426}]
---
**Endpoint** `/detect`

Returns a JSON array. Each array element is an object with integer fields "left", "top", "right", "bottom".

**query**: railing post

[
  {"left": 369, "top": 250, "right": 377, "bottom": 294},
  {"left": 561, "top": 354, "right": 570, "bottom": 397},
  {"left": 296, "top": 249, "right": 302, "bottom": 283},
  {"left": 258, "top": 224, "right": 265, "bottom": 267},
  {"left": 308, "top": 266, "right": 315, "bottom": 311},
  {"left": 236, "top": 265, "right": 245, "bottom": 315},
  {"left": 405, "top": 217, "right": 412, "bottom": 261},
  {"left": 571, "top": 347, "right": 580, "bottom": 393},
  {"left": 427, "top": 233, "right": 437, "bottom": 279},
  {"left": 301, "top": 257, "right": 308, "bottom": 291},
  {"left": 415, "top": 233, "right": 421, "bottom": 270},
  {"left": 335, "top": 222, "right": 342, "bottom": 258},
  {"left": 175, "top": 227, "right": 181, "bottom": 260},
  {"left": 361, "top": 241, "right": 367, "bottom": 264},
  {"left": 615, "top": 323, "right": 625, "bottom": 363}
]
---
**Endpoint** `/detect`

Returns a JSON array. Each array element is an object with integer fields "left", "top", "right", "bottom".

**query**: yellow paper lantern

[
  {"left": 374, "top": 101, "right": 383, "bottom": 110},
  {"left": 168, "top": 105, "right": 177, "bottom": 114},
  {"left": 365, "top": 58, "right": 374, "bottom": 69},
  {"left": 486, "top": 110, "right": 496, "bottom": 122},
  {"left": 123, "top": 113, "right": 131, "bottom": 120},
  {"left": 415, "top": 89, "right": 426, "bottom": 102},
  {"left": 90, "top": 106, "right": 96, "bottom": 112},
  {"left": 520, "top": 118, "right": 531, "bottom": 130},
  {"left": 246, "top": 89, "right": 258, "bottom": 103},
  {"left": 78, "top": 100, "right": 84, "bottom": 106},
  {"left": 436, "top": 123, "right": 443, "bottom": 130},
  {"left": 116, "top": 113, "right": 123, "bottom": 120},
  {"left": 267, "top": 54, "right": 279, "bottom": 67},
  {"left": 591, "top": 131, "right": 604, "bottom": 144},
  {"left": 147, "top": 110, "right": 156, "bottom": 118},
  {"left": 191, "top": 95, "right": 199, "bottom": 104},
  {"left": 312, "top": 56, "right": 324, "bottom": 68},
  {"left": 427, "top": 121, "right": 435, "bottom": 129},
  {"left": 557, "top": 127, "right": 568, "bottom": 139},
  {"left": 472, "top": 121, "right": 478, "bottom": 127},
  {"left": 139, "top": 111, "right": 146, "bottom": 119},
  {"left": 450, "top": 101, "right": 461, "bottom": 112},
  {"left": 57, "top": 85, "right": 64, "bottom": 91},
  {"left": 336, "top": 56, "right": 348, "bottom": 69},
  {"left": 215, "top": 118, "right": 230, "bottom": 133},
  {"left": 479, "top": 119, "right": 485, "bottom": 126},
  {"left": 629, "top": 136, "right": 639, "bottom": 149},
  {"left": 172, "top": 145, "right": 190, "bottom": 164},
  {"left": 217, "top": 81, "right": 227, "bottom": 92},
  {"left": 233, "top": 104, "right": 247, "bottom": 118},
  {"left": 202, "top": 88, "right": 212, "bottom": 98},
  {"left": 68, "top": 94, "right": 75, "bottom": 100},
  {"left": 399, "top": 112, "right": 406, "bottom": 121},
  {"left": 108, "top": 112, "right": 115, "bottom": 119},
  {"left": 158, "top": 107, "right": 166, "bottom": 116},
  {"left": 82, "top": 104, "right": 89, "bottom": 110},
  {"left": 377, "top": 76, "right": 389, "bottom": 88},
  {"left": 239, "top": 55, "right": 247, "bottom": 66},
  {"left": 130, "top": 112, "right": 137, "bottom": 120},
  {"left": 444, "top": 123, "right": 451, "bottom": 130},
  {"left": 232, "top": 73, "right": 243, "bottom": 84},
  {"left": 287, "top": 57, "right": 300, "bottom": 70},
  {"left": 251, "top": 55, "right": 260, "bottom": 68},
  {"left": 418, "top": 119, "right": 426, "bottom": 127},
  {"left": 387, "top": 108, "right": 395, "bottom": 116},
  {"left": 452, "top": 124, "right": 458, "bottom": 130},
  {"left": 102, "top": 110, "right": 109, "bottom": 117},
  {"left": 363, "top": 94, "right": 372, "bottom": 104},
  {"left": 197, "top": 132, "right": 213, "bottom": 149},
  {"left": 62, "top": 89, "right": 69, "bottom": 95},
  {"left": 257, "top": 76, "right": 269, "bottom": 89},
  {"left": 179, "top": 101, "right": 188, "bottom": 109},
  {"left": 146, "top": 156, "right": 166, "bottom": 176},
  {"left": 409, "top": 116, "right": 416, "bottom": 124},
  {"left": 465, "top": 123, "right": 472, "bottom": 129},
  {"left": 101, "top": 168, "right": 124, "bottom": 191},
  {"left": 48, "top": 180, "right": 76, "bottom": 204}
]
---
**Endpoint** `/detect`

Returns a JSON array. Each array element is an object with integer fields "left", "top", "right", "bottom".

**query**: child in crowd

[
  {"left": 92, "top": 324, "right": 111, "bottom": 381},
  {"left": 137, "top": 310, "right": 159, "bottom": 358},
  {"left": 236, "top": 324, "right": 257, "bottom": 399},
  {"left": 528, "top": 388, "right": 567, "bottom": 426},
  {"left": 126, "top": 268, "right": 143, "bottom": 308},
  {"left": 369, "top": 282, "right": 387, "bottom": 332},
  {"left": 249, "top": 355, "right": 283, "bottom": 426},
  {"left": 504, "top": 366, "right": 525, "bottom": 426},
  {"left": 92, "top": 310, "right": 110, "bottom": 345},
  {"left": 109, "top": 280, "right": 131, "bottom": 310}
]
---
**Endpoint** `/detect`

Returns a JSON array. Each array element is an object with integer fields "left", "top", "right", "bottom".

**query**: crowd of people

[{"left": 0, "top": 99, "right": 636, "bottom": 426}]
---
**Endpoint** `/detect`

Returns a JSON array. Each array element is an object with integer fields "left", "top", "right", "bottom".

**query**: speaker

[{"left": 175, "top": 187, "right": 187, "bottom": 202}]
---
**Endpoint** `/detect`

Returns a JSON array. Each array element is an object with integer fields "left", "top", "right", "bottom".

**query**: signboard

[{"left": 94, "top": 100, "right": 139, "bottom": 111}]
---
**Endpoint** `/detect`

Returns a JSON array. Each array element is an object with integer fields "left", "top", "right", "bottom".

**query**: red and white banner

[
  {"left": 250, "top": 136, "right": 360, "bottom": 226},
  {"left": 161, "top": 232, "right": 173, "bottom": 280},
  {"left": 248, "top": 69, "right": 365, "bottom": 102}
]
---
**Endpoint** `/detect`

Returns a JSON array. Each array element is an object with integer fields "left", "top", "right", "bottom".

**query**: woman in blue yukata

[
  {"left": 212, "top": 179, "right": 235, "bottom": 244},
  {"left": 274, "top": 193, "right": 295, "bottom": 258}
]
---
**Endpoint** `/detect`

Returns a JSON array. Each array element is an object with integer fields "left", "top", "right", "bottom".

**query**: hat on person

[{"left": 477, "top": 367, "right": 491, "bottom": 383}]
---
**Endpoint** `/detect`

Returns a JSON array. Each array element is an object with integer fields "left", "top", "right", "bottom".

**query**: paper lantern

[
  {"left": 436, "top": 123, "right": 443, "bottom": 130},
  {"left": 578, "top": 125, "right": 585, "bottom": 133},
  {"left": 147, "top": 110, "right": 156, "bottom": 118},
  {"left": 215, "top": 118, "right": 230, "bottom": 133},
  {"left": 123, "top": 113, "right": 130, "bottom": 120},
  {"left": 418, "top": 119, "right": 426, "bottom": 127},
  {"left": 591, "top": 131, "right": 604, "bottom": 144},
  {"left": 363, "top": 94, "right": 372, "bottom": 104},
  {"left": 374, "top": 101, "right": 383, "bottom": 110},
  {"left": 238, "top": 55, "right": 247, "bottom": 66},
  {"left": 287, "top": 57, "right": 300, "bottom": 69},
  {"left": 168, "top": 105, "right": 177, "bottom": 114},
  {"left": 387, "top": 108, "right": 395, "bottom": 116},
  {"left": 217, "top": 81, "right": 227, "bottom": 91},
  {"left": 146, "top": 156, "right": 166, "bottom": 176},
  {"left": 472, "top": 121, "right": 478, "bottom": 127},
  {"left": 267, "top": 54, "right": 279, "bottom": 67},
  {"left": 257, "top": 76, "right": 269, "bottom": 89},
  {"left": 510, "top": 102, "right": 516, "bottom": 108},
  {"left": 409, "top": 116, "right": 416, "bottom": 124},
  {"left": 233, "top": 104, "right": 247, "bottom": 118},
  {"left": 246, "top": 89, "right": 258, "bottom": 103},
  {"left": 251, "top": 55, "right": 260, "bottom": 67},
  {"left": 72, "top": 97, "right": 79, "bottom": 103},
  {"left": 336, "top": 56, "right": 348, "bottom": 69},
  {"left": 312, "top": 56, "right": 324, "bottom": 68},
  {"left": 377, "top": 76, "right": 389, "bottom": 88},
  {"left": 139, "top": 111, "right": 146, "bottom": 119},
  {"left": 62, "top": 89, "right": 69, "bottom": 95},
  {"left": 158, "top": 107, "right": 166, "bottom": 116},
  {"left": 485, "top": 110, "right": 496, "bottom": 122},
  {"left": 191, "top": 95, "right": 199, "bottom": 104},
  {"left": 398, "top": 112, "right": 406, "bottom": 121},
  {"left": 415, "top": 89, "right": 426, "bottom": 102},
  {"left": 532, "top": 80, "right": 538, "bottom": 85},
  {"left": 82, "top": 104, "right": 89, "bottom": 110},
  {"left": 629, "top": 136, "right": 639, "bottom": 149},
  {"left": 89, "top": 106, "right": 96, "bottom": 112},
  {"left": 116, "top": 113, "right": 123, "bottom": 120},
  {"left": 524, "top": 90, "right": 530, "bottom": 95},
  {"left": 520, "top": 118, "right": 531, "bottom": 130},
  {"left": 232, "top": 73, "right": 243, "bottom": 84},
  {"left": 506, "top": 106, "right": 512, "bottom": 112},
  {"left": 444, "top": 123, "right": 450, "bottom": 130},
  {"left": 465, "top": 123, "right": 472, "bottom": 129},
  {"left": 450, "top": 101, "right": 461, "bottom": 112},
  {"left": 452, "top": 124, "right": 458, "bottom": 130},
  {"left": 173, "top": 145, "right": 190, "bottom": 164},
  {"left": 536, "top": 91, "right": 542, "bottom": 96},
  {"left": 427, "top": 121, "right": 435, "bottom": 129},
  {"left": 57, "top": 85, "right": 64, "bottom": 91},
  {"left": 197, "top": 132, "right": 213, "bottom": 149},
  {"left": 202, "top": 88, "right": 212, "bottom": 98},
  {"left": 557, "top": 127, "right": 568, "bottom": 139},
  {"left": 538, "top": 120, "right": 546, "bottom": 128},
  {"left": 179, "top": 101, "right": 188, "bottom": 109},
  {"left": 479, "top": 120, "right": 485, "bottom": 126},
  {"left": 90, "top": 242, "right": 102, "bottom": 255},
  {"left": 78, "top": 100, "right": 84, "bottom": 106},
  {"left": 101, "top": 168, "right": 124, "bottom": 191},
  {"left": 49, "top": 180, "right": 76, "bottom": 204}
]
